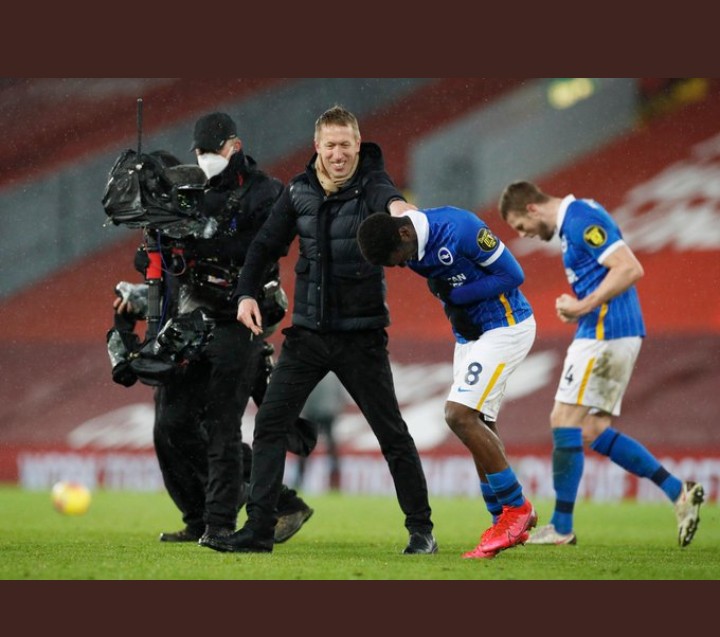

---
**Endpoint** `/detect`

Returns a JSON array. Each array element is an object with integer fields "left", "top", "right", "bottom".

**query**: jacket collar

[
  {"left": 304, "top": 142, "right": 385, "bottom": 193},
  {"left": 207, "top": 150, "right": 253, "bottom": 190}
]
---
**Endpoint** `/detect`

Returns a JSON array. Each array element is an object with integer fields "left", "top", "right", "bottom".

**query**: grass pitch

[{"left": 0, "top": 485, "right": 717, "bottom": 580}]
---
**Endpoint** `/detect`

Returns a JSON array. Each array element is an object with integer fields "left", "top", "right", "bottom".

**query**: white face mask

[{"left": 197, "top": 152, "right": 229, "bottom": 179}]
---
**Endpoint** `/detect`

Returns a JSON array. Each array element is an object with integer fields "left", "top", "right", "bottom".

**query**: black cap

[{"left": 190, "top": 112, "right": 237, "bottom": 152}]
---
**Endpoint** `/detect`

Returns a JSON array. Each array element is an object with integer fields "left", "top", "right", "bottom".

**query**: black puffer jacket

[
  {"left": 235, "top": 143, "right": 404, "bottom": 331},
  {"left": 179, "top": 151, "right": 283, "bottom": 320}
]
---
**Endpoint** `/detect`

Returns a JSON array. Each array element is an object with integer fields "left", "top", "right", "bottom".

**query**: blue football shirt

[
  {"left": 406, "top": 207, "right": 533, "bottom": 341},
  {"left": 558, "top": 196, "right": 646, "bottom": 340}
]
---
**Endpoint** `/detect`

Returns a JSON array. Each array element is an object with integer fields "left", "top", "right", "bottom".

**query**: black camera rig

[{"left": 102, "top": 99, "right": 213, "bottom": 385}]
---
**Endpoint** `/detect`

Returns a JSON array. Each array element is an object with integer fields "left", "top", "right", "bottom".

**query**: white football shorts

[
  {"left": 448, "top": 316, "right": 536, "bottom": 421},
  {"left": 554, "top": 336, "right": 642, "bottom": 416}
]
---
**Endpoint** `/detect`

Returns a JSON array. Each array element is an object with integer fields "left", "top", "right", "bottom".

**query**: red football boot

[{"left": 478, "top": 500, "right": 537, "bottom": 554}]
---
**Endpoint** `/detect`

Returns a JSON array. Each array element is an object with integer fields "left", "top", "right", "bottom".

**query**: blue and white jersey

[
  {"left": 558, "top": 195, "right": 646, "bottom": 340},
  {"left": 405, "top": 206, "right": 533, "bottom": 342}
]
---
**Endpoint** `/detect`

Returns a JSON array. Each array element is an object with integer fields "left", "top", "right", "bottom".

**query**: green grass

[{"left": 1, "top": 485, "right": 718, "bottom": 580}]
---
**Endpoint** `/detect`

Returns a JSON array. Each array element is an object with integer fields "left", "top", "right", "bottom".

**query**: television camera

[{"left": 102, "top": 98, "right": 215, "bottom": 386}]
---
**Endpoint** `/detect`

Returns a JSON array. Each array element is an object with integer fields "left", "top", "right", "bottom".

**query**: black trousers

[
  {"left": 153, "top": 320, "right": 261, "bottom": 529},
  {"left": 246, "top": 326, "right": 433, "bottom": 535}
]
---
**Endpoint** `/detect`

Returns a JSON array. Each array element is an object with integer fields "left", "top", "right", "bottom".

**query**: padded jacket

[{"left": 235, "top": 142, "right": 404, "bottom": 331}]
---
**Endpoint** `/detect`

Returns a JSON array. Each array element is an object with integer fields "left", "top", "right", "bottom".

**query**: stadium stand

[
  {"left": 1, "top": 79, "right": 718, "bottom": 502},
  {"left": 0, "top": 78, "right": 288, "bottom": 189}
]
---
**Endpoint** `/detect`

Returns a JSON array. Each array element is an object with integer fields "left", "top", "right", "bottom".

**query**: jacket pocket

[{"left": 330, "top": 264, "right": 384, "bottom": 319}]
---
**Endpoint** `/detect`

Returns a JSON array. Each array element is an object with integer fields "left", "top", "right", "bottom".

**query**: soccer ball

[{"left": 51, "top": 481, "right": 92, "bottom": 516}]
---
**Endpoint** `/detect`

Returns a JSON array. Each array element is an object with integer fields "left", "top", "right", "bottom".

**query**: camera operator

[{"left": 114, "top": 114, "right": 314, "bottom": 547}]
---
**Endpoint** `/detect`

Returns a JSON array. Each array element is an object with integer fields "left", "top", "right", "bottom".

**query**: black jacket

[
  {"left": 178, "top": 151, "right": 283, "bottom": 319},
  {"left": 234, "top": 142, "right": 404, "bottom": 331}
]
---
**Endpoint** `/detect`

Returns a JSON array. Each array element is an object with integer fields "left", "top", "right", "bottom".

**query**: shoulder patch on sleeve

[
  {"left": 583, "top": 225, "right": 607, "bottom": 248},
  {"left": 476, "top": 228, "right": 499, "bottom": 252}
]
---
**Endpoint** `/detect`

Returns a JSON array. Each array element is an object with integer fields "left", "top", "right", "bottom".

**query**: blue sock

[
  {"left": 486, "top": 467, "right": 525, "bottom": 509},
  {"left": 590, "top": 427, "right": 682, "bottom": 502},
  {"left": 480, "top": 480, "right": 502, "bottom": 522},
  {"left": 550, "top": 427, "right": 584, "bottom": 535}
]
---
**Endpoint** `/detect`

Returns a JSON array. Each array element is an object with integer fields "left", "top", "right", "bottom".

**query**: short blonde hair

[
  {"left": 314, "top": 105, "right": 360, "bottom": 142},
  {"left": 498, "top": 181, "right": 550, "bottom": 220}
]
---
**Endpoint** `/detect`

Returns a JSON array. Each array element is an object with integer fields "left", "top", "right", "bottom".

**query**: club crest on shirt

[
  {"left": 438, "top": 247, "right": 454, "bottom": 265},
  {"left": 477, "top": 228, "right": 498, "bottom": 252},
  {"left": 583, "top": 225, "right": 607, "bottom": 248}
]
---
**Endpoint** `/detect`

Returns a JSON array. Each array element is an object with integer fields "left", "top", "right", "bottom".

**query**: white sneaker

[
  {"left": 674, "top": 481, "right": 704, "bottom": 547},
  {"left": 525, "top": 523, "right": 577, "bottom": 545}
]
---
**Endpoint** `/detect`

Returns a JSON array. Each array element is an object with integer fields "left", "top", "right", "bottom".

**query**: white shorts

[
  {"left": 554, "top": 337, "right": 642, "bottom": 416},
  {"left": 448, "top": 316, "right": 536, "bottom": 421}
]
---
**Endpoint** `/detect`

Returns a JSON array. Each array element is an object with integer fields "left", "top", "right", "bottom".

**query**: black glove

[
  {"left": 444, "top": 305, "right": 482, "bottom": 341},
  {"left": 427, "top": 277, "right": 453, "bottom": 304},
  {"left": 428, "top": 278, "right": 482, "bottom": 341}
]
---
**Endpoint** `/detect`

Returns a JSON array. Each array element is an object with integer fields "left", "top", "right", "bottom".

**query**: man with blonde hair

[{"left": 203, "top": 106, "right": 437, "bottom": 555}]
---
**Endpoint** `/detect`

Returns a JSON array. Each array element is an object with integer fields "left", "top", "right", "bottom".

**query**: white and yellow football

[{"left": 51, "top": 481, "right": 92, "bottom": 516}]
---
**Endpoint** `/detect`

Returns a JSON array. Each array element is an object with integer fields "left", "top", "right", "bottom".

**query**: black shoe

[
  {"left": 275, "top": 507, "right": 314, "bottom": 543},
  {"left": 275, "top": 485, "right": 314, "bottom": 543},
  {"left": 202, "top": 526, "right": 274, "bottom": 553},
  {"left": 276, "top": 485, "right": 305, "bottom": 514},
  {"left": 403, "top": 532, "right": 438, "bottom": 554},
  {"left": 159, "top": 526, "right": 204, "bottom": 543},
  {"left": 198, "top": 525, "right": 235, "bottom": 548}
]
